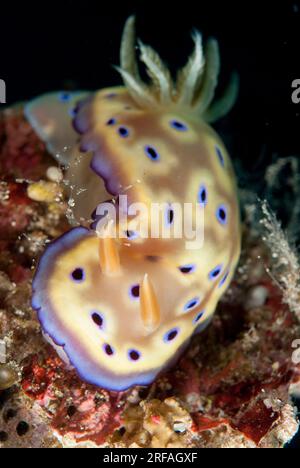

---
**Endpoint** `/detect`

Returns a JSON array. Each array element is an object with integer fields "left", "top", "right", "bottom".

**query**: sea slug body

[{"left": 26, "top": 17, "right": 241, "bottom": 391}]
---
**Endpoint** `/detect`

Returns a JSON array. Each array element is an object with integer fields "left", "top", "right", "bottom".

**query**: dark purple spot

[
  {"left": 129, "top": 284, "right": 140, "bottom": 299},
  {"left": 105, "top": 93, "right": 117, "bottom": 99},
  {"left": 103, "top": 344, "right": 114, "bottom": 356},
  {"left": 209, "top": 265, "right": 223, "bottom": 281},
  {"left": 128, "top": 349, "right": 141, "bottom": 361},
  {"left": 193, "top": 310, "right": 205, "bottom": 324},
  {"left": 165, "top": 205, "right": 174, "bottom": 225},
  {"left": 145, "top": 145, "right": 160, "bottom": 161},
  {"left": 68, "top": 108, "right": 77, "bottom": 118},
  {"left": 184, "top": 297, "right": 200, "bottom": 312},
  {"left": 168, "top": 209, "right": 174, "bottom": 224},
  {"left": 179, "top": 264, "right": 196, "bottom": 274},
  {"left": 71, "top": 268, "right": 85, "bottom": 282},
  {"left": 118, "top": 126, "right": 130, "bottom": 138},
  {"left": 164, "top": 328, "right": 179, "bottom": 343},
  {"left": 170, "top": 120, "right": 188, "bottom": 132},
  {"left": 73, "top": 104, "right": 80, "bottom": 115},
  {"left": 59, "top": 92, "right": 71, "bottom": 102},
  {"left": 215, "top": 146, "right": 225, "bottom": 167},
  {"left": 217, "top": 205, "right": 228, "bottom": 225},
  {"left": 219, "top": 270, "right": 230, "bottom": 288},
  {"left": 198, "top": 185, "right": 207, "bottom": 206},
  {"left": 106, "top": 118, "right": 116, "bottom": 126},
  {"left": 126, "top": 230, "right": 139, "bottom": 240},
  {"left": 92, "top": 312, "right": 104, "bottom": 328}
]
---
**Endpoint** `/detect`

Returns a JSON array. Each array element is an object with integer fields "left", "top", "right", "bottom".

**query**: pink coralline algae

[
  {"left": 22, "top": 353, "right": 124, "bottom": 446},
  {"left": 0, "top": 107, "right": 47, "bottom": 180}
]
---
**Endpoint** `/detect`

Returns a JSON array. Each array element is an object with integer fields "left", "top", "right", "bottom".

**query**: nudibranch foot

[{"left": 24, "top": 91, "right": 90, "bottom": 164}]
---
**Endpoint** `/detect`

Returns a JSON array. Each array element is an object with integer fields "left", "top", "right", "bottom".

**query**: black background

[
  {"left": 1, "top": 0, "right": 300, "bottom": 177},
  {"left": 0, "top": 0, "right": 300, "bottom": 448}
]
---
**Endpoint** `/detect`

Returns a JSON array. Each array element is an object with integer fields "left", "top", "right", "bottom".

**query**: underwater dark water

[
  {"left": 1, "top": 2, "right": 299, "bottom": 156},
  {"left": 1, "top": 1, "right": 300, "bottom": 212},
  {"left": 0, "top": 0, "right": 300, "bottom": 448}
]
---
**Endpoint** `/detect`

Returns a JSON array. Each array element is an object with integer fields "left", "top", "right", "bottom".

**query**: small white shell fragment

[
  {"left": 173, "top": 421, "right": 186, "bottom": 433},
  {"left": 245, "top": 285, "right": 269, "bottom": 310},
  {"left": 46, "top": 166, "right": 63, "bottom": 183}
]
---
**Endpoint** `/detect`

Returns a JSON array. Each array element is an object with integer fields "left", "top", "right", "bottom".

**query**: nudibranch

[{"left": 26, "top": 17, "right": 241, "bottom": 391}]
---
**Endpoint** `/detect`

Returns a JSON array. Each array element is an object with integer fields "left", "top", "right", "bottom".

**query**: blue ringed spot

[
  {"left": 103, "top": 343, "right": 114, "bottom": 356},
  {"left": 184, "top": 297, "right": 200, "bottom": 312},
  {"left": 106, "top": 118, "right": 116, "bottom": 126},
  {"left": 219, "top": 270, "right": 230, "bottom": 288},
  {"left": 145, "top": 145, "right": 160, "bottom": 162},
  {"left": 198, "top": 185, "right": 208, "bottom": 206},
  {"left": 68, "top": 107, "right": 77, "bottom": 118},
  {"left": 216, "top": 205, "right": 228, "bottom": 225},
  {"left": 163, "top": 328, "right": 180, "bottom": 343},
  {"left": 215, "top": 146, "right": 225, "bottom": 167},
  {"left": 209, "top": 265, "right": 223, "bottom": 281},
  {"left": 179, "top": 264, "right": 196, "bottom": 274},
  {"left": 170, "top": 120, "right": 188, "bottom": 132},
  {"left": 91, "top": 312, "right": 104, "bottom": 329},
  {"left": 70, "top": 268, "right": 85, "bottom": 283},
  {"left": 129, "top": 284, "right": 140, "bottom": 300},
  {"left": 193, "top": 310, "right": 205, "bottom": 324},
  {"left": 126, "top": 230, "right": 139, "bottom": 240},
  {"left": 59, "top": 92, "right": 71, "bottom": 102},
  {"left": 118, "top": 126, "right": 130, "bottom": 138},
  {"left": 165, "top": 205, "right": 175, "bottom": 226},
  {"left": 128, "top": 349, "right": 141, "bottom": 361}
]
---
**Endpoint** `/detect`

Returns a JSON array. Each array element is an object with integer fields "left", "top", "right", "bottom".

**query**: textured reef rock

[{"left": 0, "top": 106, "right": 299, "bottom": 448}]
